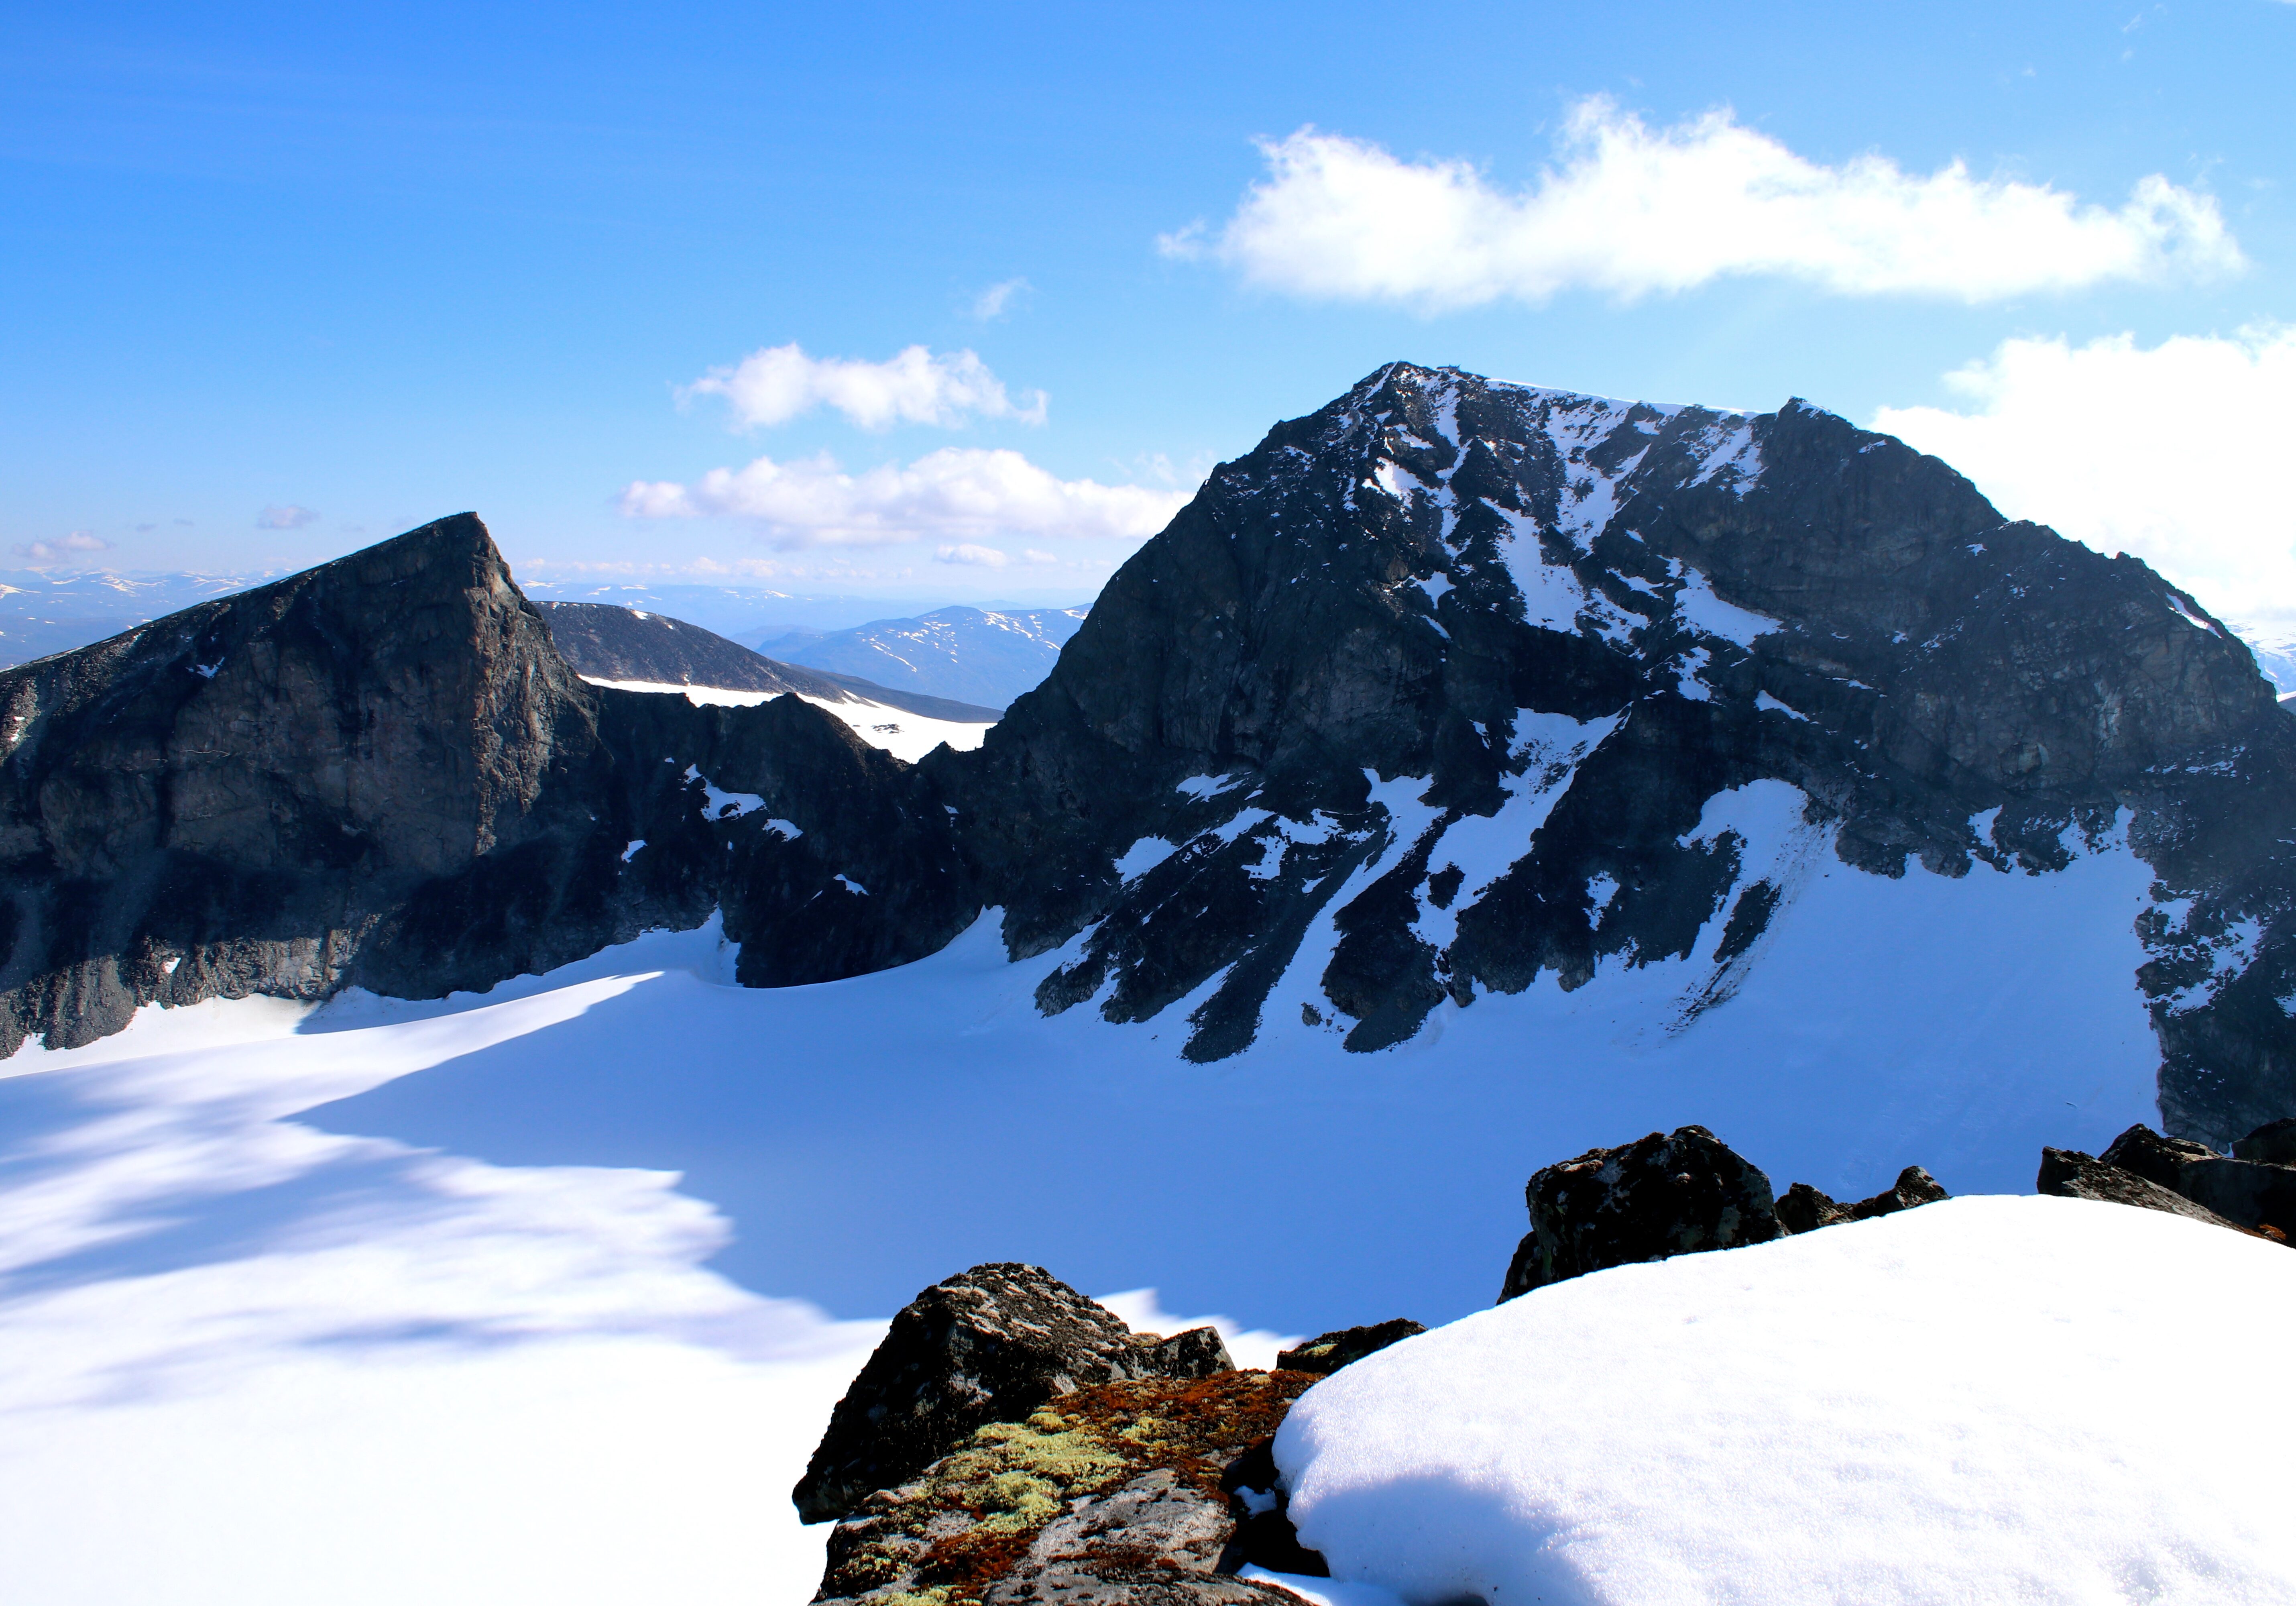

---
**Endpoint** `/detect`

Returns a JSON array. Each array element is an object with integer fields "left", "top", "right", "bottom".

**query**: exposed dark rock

[
  {"left": 812, "top": 1367, "right": 1314, "bottom": 1604},
  {"left": 535, "top": 598, "right": 1002, "bottom": 723},
  {"left": 2097, "top": 1123, "right": 2296, "bottom": 1237},
  {"left": 1217, "top": 1438, "right": 1328, "bottom": 1579},
  {"left": 2233, "top": 1116, "right": 2296, "bottom": 1166},
  {"left": 2098, "top": 1123, "right": 2222, "bottom": 1190},
  {"left": 0, "top": 515, "right": 978, "bottom": 1052},
  {"left": 1273, "top": 1319, "right": 1425, "bottom": 1376},
  {"left": 2036, "top": 1147, "right": 2248, "bottom": 1231},
  {"left": 16, "top": 360, "right": 2296, "bottom": 1143},
  {"left": 929, "top": 363, "right": 2296, "bottom": 1135},
  {"left": 1497, "top": 1125, "right": 1782, "bottom": 1300},
  {"left": 1775, "top": 1166, "right": 1950, "bottom": 1234},
  {"left": 794, "top": 1263, "right": 1231, "bottom": 1525}
]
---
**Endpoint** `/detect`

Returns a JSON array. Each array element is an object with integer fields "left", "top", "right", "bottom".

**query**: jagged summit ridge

[
  {"left": 2, "top": 367, "right": 2290, "bottom": 1142},
  {"left": 948, "top": 363, "right": 2291, "bottom": 1134}
]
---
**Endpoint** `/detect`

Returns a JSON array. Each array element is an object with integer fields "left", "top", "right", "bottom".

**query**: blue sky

[{"left": 4, "top": 0, "right": 2291, "bottom": 611}]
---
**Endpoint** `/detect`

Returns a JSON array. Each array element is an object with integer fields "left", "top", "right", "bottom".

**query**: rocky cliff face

[
  {"left": 7, "top": 367, "right": 2293, "bottom": 1144},
  {"left": 0, "top": 515, "right": 967, "bottom": 1049},
  {"left": 938, "top": 364, "right": 2295, "bottom": 1139}
]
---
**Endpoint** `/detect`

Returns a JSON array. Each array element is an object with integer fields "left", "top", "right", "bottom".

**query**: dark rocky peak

[
  {"left": 0, "top": 515, "right": 970, "bottom": 1049},
  {"left": 944, "top": 364, "right": 2296, "bottom": 1131}
]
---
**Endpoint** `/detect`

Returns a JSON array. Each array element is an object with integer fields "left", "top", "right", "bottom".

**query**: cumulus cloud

[
  {"left": 970, "top": 278, "right": 1033, "bottom": 320},
  {"left": 936, "top": 543, "right": 1009, "bottom": 567},
  {"left": 1875, "top": 325, "right": 2296, "bottom": 621},
  {"left": 684, "top": 344, "right": 1047, "bottom": 430},
  {"left": 257, "top": 504, "right": 320, "bottom": 529},
  {"left": 1166, "top": 98, "right": 2243, "bottom": 308},
  {"left": 12, "top": 531, "right": 112, "bottom": 565},
  {"left": 621, "top": 446, "right": 1190, "bottom": 550}
]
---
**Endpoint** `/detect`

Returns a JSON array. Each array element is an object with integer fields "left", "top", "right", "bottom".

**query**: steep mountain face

[
  {"left": 940, "top": 365, "right": 2294, "bottom": 1141},
  {"left": 0, "top": 516, "right": 968, "bottom": 1049},
  {"left": 761, "top": 605, "right": 1090, "bottom": 710},
  {"left": 535, "top": 599, "right": 1001, "bottom": 723},
  {"left": 6, "top": 369, "right": 2292, "bottom": 1145}
]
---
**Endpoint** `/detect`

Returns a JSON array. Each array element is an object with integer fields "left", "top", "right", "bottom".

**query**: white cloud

[
  {"left": 257, "top": 504, "right": 320, "bottom": 530},
  {"left": 683, "top": 343, "right": 1047, "bottom": 430},
  {"left": 621, "top": 446, "right": 1191, "bottom": 550},
  {"left": 1874, "top": 326, "right": 2296, "bottom": 621},
  {"left": 11, "top": 530, "right": 112, "bottom": 565},
  {"left": 935, "top": 542, "right": 1010, "bottom": 567},
  {"left": 1168, "top": 98, "right": 2243, "bottom": 309},
  {"left": 969, "top": 277, "right": 1032, "bottom": 320}
]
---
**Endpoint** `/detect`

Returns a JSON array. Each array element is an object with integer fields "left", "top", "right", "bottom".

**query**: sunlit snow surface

[
  {"left": 581, "top": 677, "right": 993, "bottom": 762},
  {"left": 1279, "top": 1196, "right": 2296, "bottom": 1605},
  {"left": 0, "top": 811, "right": 2171, "bottom": 1603}
]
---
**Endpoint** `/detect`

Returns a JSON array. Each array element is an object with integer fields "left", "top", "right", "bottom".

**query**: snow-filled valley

[{"left": 0, "top": 803, "right": 2177, "bottom": 1603}]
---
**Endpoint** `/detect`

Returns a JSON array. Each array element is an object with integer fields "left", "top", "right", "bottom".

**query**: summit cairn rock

[
  {"left": 2099, "top": 1122, "right": 2296, "bottom": 1238},
  {"left": 792, "top": 1262, "right": 1232, "bottom": 1525},
  {"left": 1775, "top": 1166, "right": 1950, "bottom": 1235},
  {"left": 1498, "top": 1125, "right": 1783, "bottom": 1301}
]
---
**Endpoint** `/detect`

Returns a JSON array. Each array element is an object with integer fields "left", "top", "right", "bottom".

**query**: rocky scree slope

[
  {"left": 537, "top": 599, "right": 1001, "bottom": 723},
  {"left": 0, "top": 515, "right": 973, "bottom": 1049},
  {"left": 933, "top": 363, "right": 2296, "bottom": 1141}
]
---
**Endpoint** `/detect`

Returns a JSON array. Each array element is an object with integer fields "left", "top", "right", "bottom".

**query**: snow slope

[
  {"left": 580, "top": 677, "right": 993, "bottom": 761},
  {"left": 0, "top": 925, "right": 1278, "bottom": 1606},
  {"left": 1278, "top": 1195, "right": 2296, "bottom": 1605}
]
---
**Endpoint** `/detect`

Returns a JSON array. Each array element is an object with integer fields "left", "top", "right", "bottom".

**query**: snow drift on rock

[{"left": 1276, "top": 1194, "right": 2296, "bottom": 1606}]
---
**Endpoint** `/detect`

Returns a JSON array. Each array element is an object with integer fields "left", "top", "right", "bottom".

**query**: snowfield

[
  {"left": 579, "top": 677, "right": 994, "bottom": 762},
  {"left": 1279, "top": 1196, "right": 2296, "bottom": 1606},
  {"left": 0, "top": 795, "right": 2205, "bottom": 1603}
]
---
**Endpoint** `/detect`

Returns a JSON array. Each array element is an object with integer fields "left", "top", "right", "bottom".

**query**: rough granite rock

[
  {"left": 1273, "top": 1320, "right": 1426, "bottom": 1376},
  {"left": 794, "top": 1263, "right": 1233, "bottom": 1525},
  {"left": 15, "top": 363, "right": 2296, "bottom": 1143},
  {"left": 932, "top": 363, "right": 2296, "bottom": 1135},
  {"left": 0, "top": 514, "right": 977, "bottom": 1051},
  {"left": 2098, "top": 1123, "right": 2296, "bottom": 1237},
  {"left": 1497, "top": 1125, "right": 1783, "bottom": 1300},
  {"left": 1775, "top": 1166, "right": 1950, "bottom": 1235},
  {"left": 811, "top": 1368, "right": 1314, "bottom": 1605},
  {"left": 2233, "top": 1117, "right": 2296, "bottom": 1166},
  {"left": 2035, "top": 1147, "right": 2250, "bottom": 1231}
]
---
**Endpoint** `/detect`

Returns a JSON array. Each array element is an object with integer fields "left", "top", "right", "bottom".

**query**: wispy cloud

[
  {"left": 684, "top": 344, "right": 1047, "bottom": 430},
  {"left": 969, "top": 277, "right": 1033, "bottom": 320},
  {"left": 11, "top": 531, "right": 112, "bottom": 565},
  {"left": 1166, "top": 97, "right": 2243, "bottom": 308},
  {"left": 1875, "top": 325, "right": 2296, "bottom": 621},
  {"left": 622, "top": 446, "right": 1189, "bottom": 550},
  {"left": 256, "top": 505, "right": 320, "bottom": 530}
]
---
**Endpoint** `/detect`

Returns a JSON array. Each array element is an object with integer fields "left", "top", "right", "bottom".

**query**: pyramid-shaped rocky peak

[
  {"left": 0, "top": 514, "right": 970, "bottom": 1050},
  {"left": 947, "top": 364, "right": 2292, "bottom": 1135}
]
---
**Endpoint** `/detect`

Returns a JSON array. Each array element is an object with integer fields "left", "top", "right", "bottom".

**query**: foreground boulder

[
  {"left": 2036, "top": 1147, "right": 2251, "bottom": 1231},
  {"left": 1274, "top": 1320, "right": 1425, "bottom": 1376},
  {"left": 1775, "top": 1166, "right": 1950, "bottom": 1235},
  {"left": 794, "top": 1263, "right": 1233, "bottom": 1524},
  {"left": 2097, "top": 1122, "right": 2296, "bottom": 1238},
  {"left": 2233, "top": 1117, "right": 2296, "bottom": 1166},
  {"left": 1498, "top": 1126, "right": 1783, "bottom": 1300},
  {"left": 814, "top": 1370, "right": 1314, "bottom": 1606}
]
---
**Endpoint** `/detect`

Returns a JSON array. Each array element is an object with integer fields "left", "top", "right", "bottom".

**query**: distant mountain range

[{"left": 755, "top": 606, "right": 1089, "bottom": 711}]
